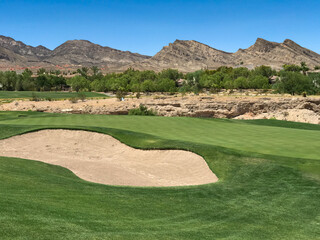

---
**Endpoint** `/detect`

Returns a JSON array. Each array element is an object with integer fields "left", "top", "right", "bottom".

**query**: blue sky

[{"left": 0, "top": 0, "right": 319, "bottom": 55}]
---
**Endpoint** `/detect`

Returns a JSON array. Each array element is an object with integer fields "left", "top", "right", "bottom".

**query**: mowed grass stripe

[
  {"left": 1, "top": 113, "right": 320, "bottom": 160},
  {"left": 0, "top": 91, "right": 106, "bottom": 99}
]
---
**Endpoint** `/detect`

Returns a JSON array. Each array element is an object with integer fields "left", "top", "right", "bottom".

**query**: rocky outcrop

[
  {"left": 1, "top": 96, "right": 319, "bottom": 124},
  {"left": 142, "top": 97, "right": 320, "bottom": 124}
]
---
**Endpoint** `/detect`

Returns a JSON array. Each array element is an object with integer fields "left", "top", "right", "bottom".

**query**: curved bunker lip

[{"left": 0, "top": 129, "right": 218, "bottom": 187}]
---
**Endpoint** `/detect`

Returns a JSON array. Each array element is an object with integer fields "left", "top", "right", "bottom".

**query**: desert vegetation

[
  {"left": 128, "top": 104, "right": 157, "bottom": 116},
  {"left": 1, "top": 63, "right": 320, "bottom": 96}
]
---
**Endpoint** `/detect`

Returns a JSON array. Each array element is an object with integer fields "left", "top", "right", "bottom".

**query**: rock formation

[{"left": 1, "top": 95, "right": 319, "bottom": 124}]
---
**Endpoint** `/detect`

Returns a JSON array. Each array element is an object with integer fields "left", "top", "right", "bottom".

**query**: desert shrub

[
  {"left": 30, "top": 92, "right": 40, "bottom": 101},
  {"left": 45, "top": 97, "right": 52, "bottom": 101},
  {"left": 116, "top": 89, "right": 127, "bottom": 101},
  {"left": 77, "top": 92, "right": 86, "bottom": 101},
  {"left": 136, "top": 92, "right": 141, "bottom": 99},
  {"left": 128, "top": 104, "right": 157, "bottom": 116},
  {"left": 69, "top": 97, "right": 78, "bottom": 103}
]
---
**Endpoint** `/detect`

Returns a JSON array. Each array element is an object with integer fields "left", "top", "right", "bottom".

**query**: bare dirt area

[
  {"left": 0, "top": 130, "right": 218, "bottom": 187},
  {"left": 1, "top": 93, "right": 320, "bottom": 124}
]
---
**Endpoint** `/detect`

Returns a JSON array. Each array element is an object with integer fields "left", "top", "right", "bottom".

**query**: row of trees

[
  {"left": 0, "top": 69, "right": 66, "bottom": 91},
  {"left": 1, "top": 64, "right": 320, "bottom": 95}
]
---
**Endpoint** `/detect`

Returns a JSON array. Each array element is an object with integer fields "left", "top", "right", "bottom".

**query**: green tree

[
  {"left": 36, "top": 74, "right": 51, "bottom": 91},
  {"left": 1, "top": 71, "right": 18, "bottom": 90},
  {"left": 159, "top": 69, "right": 182, "bottom": 81},
  {"left": 234, "top": 77, "right": 249, "bottom": 89},
  {"left": 141, "top": 80, "right": 156, "bottom": 92},
  {"left": 77, "top": 67, "right": 89, "bottom": 79},
  {"left": 300, "top": 62, "right": 309, "bottom": 75},
  {"left": 156, "top": 78, "right": 176, "bottom": 92},
  {"left": 283, "top": 64, "right": 301, "bottom": 72},
  {"left": 251, "top": 65, "right": 274, "bottom": 78},
  {"left": 199, "top": 72, "right": 224, "bottom": 90},
  {"left": 37, "top": 68, "right": 46, "bottom": 75},
  {"left": 274, "top": 71, "right": 313, "bottom": 95},
  {"left": 138, "top": 70, "right": 158, "bottom": 82},
  {"left": 67, "top": 76, "right": 90, "bottom": 92},
  {"left": 91, "top": 79, "right": 107, "bottom": 92},
  {"left": 231, "top": 67, "right": 250, "bottom": 80},
  {"left": 248, "top": 75, "right": 270, "bottom": 89},
  {"left": 21, "top": 69, "right": 35, "bottom": 91}
]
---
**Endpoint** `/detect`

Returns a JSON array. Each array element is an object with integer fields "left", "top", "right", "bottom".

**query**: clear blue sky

[{"left": 0, "top": 0, "right": 319, "bottom": 56}]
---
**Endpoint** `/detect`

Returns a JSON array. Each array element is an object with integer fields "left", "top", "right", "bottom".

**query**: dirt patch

[
  {"left": 0, "top": 130, "right": 218, "bottom": 187},
  {"left": 235, "top": 109, "right": 320, "bottom": 123}
]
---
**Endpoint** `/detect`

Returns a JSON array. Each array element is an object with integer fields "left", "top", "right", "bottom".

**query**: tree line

[{"left": 1, "top": 63, "right": 320, "bottom": 95}]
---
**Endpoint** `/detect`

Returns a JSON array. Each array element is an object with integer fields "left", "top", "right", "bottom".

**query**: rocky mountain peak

[
  {"left": 1, "top": 35, "right": 320, "bottom": 72},
  {"left": 0, "top": 35, "right": 51, "bottom": 58},
  {"left": 282, "top": 39, "right": 304, "bottom": 50},
  {"left": 247, "top": 38, "right": 279, "bottom": 53}
]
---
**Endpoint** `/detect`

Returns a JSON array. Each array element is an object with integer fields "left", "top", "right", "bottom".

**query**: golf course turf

[
  {"left": 0, "top": 111, "right": 319, "bottom": 239},
  {"left": 0, "top": 91, "right": 106, "bottom": 100}
]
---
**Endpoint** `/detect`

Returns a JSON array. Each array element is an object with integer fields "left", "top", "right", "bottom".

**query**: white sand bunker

[{"left": 0, "top": 130, "right": 218, "bottom": 187}]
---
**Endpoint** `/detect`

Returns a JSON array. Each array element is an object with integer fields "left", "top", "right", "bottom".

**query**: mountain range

[{"left": 1, "top": 35, "right": 320, "bottom": 72}]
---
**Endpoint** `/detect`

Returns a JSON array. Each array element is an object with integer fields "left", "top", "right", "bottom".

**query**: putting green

[
  {"left": 1, "top": 112, "right": 320, "bottom": 160},
  {"left": 0, "top": 111, "right": 319, "bottom": 239}
]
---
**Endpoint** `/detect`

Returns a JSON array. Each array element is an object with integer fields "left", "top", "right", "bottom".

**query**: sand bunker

[{"left": 0, "top": 130, "right": 218, "bottom": 187}]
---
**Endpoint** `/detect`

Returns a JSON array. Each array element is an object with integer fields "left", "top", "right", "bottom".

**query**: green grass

[
  {"left": 0, "top": 91, "right": 106, "bottom": 100},
  {"left": 0, "top": 111, "right": 319, "bottom": 239}
]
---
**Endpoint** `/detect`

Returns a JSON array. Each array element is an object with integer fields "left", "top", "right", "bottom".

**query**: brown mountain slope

[
  {"left": 0, "top": 36, "right": 150, "bottom": 70},
  {"left": 0, "top": 45, "right": 31, "bottom": 68},
  {"left": 233, "top": 38, "right": 320, "bottom": 69},
  {"left": 129, "top": 38, "right": 320, "bottom": 72},
  {"left": 128, "top": 40, "right": 235, "bottom": 72},
  {"left": 46, "top": 40, "right": 151, "bottom": 68},
  {"left": 0, "top": 35, "right": 319, "bottom": 72},
  {"left": 0, "top": 35, "right": 51, "bottom": 65}
]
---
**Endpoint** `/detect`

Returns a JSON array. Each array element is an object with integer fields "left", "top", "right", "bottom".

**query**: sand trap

[{"left": 0, "top": 130, "right": 218, "bottom": 187}]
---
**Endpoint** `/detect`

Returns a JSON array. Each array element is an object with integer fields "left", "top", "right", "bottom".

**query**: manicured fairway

[
  {"left": 0, "top": 91, "right": 106, "bottom": 99},
  {"left": 0, "top": 111, "right": 319, "bottom": 239}
]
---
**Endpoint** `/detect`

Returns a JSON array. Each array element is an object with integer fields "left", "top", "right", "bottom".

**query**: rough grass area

[
  {"left": 0, "top": 111, "right": 319, "bottom": 239},
  {"left": 0, "top": 91, "right": 106, "bottom": 99}
]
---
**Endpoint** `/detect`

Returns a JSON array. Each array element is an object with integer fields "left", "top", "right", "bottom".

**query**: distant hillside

[
  {"left": 233, "top": 38, "right": 320, "bottom": 70},
  {"left": 46, "top": 40, "right": 150, "bottom": 68},
  {"left": 0, "top": 35, "right": 150, "bottom": 70},
  {"left": 0, "top": 35, "right": 320, "bottom": 72},
  {"left": 129, "top": 38, "right": 320, "bottom": 72}
]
